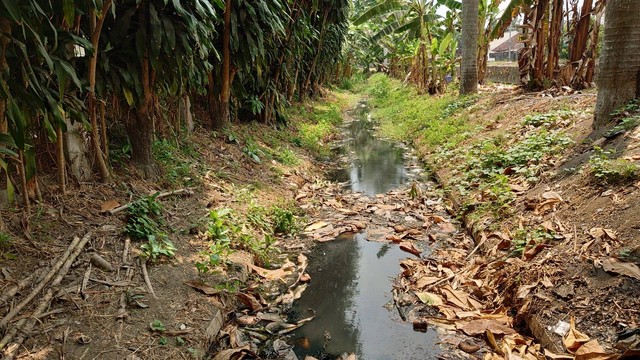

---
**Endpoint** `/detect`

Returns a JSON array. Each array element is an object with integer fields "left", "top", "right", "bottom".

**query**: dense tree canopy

[{"left": 0, "top": 0, "right": 350, "bottom": 209}]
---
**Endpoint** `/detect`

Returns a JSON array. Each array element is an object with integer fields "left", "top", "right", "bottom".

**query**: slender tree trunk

[
  {"left": 532, "top": 0, "right": 549, "bottom": 87},
  {"left": 461, "top": 0, "right": 479, "bottom": 94},
  {"left": 546, "top": 0, "right": 563, "bottom": 79},
  {"left": 56, "top": 127, "right": 65, "bottom": 194},
  {"left": 594, "top": 0, "right": 640, "bottom": 128},
  {"left": 303, "top": 8, "right": 330, "bottom": 97},
  {"left": 18, "top": 150, "right": 30, "bottom": 213},
  {"left": 99, "top": 100, "right": 108, "bottom": 164},
  {"left": 215, "top": 0, "right": 232, "bottom": 130},
  {"left": 88, "top": 1, "right": 112, "bottom": 182},
  {"left": 127, "top": 6, "right": 156, "bottom": 177},
  {"left": 1, "top": 18, "right": 11, "bottom": 201},
  {"left": 569, "top": 0, "right": 593, "bottom": 63}
]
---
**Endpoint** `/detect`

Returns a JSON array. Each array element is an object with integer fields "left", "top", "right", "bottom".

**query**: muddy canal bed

[{"left": 289, "top": 103, "right": 445, "bottom": 359}]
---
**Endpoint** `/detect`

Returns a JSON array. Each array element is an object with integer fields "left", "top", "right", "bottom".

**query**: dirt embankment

[
  {"left": 0, "top": 93, "right": 354, "bottom": 359},
  {"left": 410, "top": 85, "right": 640, "bottom": 357}
]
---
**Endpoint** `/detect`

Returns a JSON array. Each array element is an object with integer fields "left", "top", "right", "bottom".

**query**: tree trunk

[
  {"left": 546, "top": 0, "right": 563, "bottom": 79},
  {"left": 569, "top": 0, "right": 593, "bottom": 63},
  {"left": 99, "top": 100, "right": 108, "bottom": 164},
  {"left": 303, "top": 8, "right": 330, "bottom": 97},
  {"left": 56, "top": 127, "right": 65, "bottom": 194},
  {"left": 461, "top": 0, "right": 479, "bottom": 94},
  {"left": 594, "top": 0, "right": 640, "bottom": 128},
  {"left": 88, "top": 1, "right": 112, "bottom": 183},
  {"left": 216, "top": 0, "right": 232, "bottom": 130}
]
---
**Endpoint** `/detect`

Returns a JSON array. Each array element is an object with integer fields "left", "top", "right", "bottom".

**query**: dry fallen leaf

[
  {"left": 574, "top": 339, "right": 618, "bottom": 360},
  {"left": 415, "top": 276, "right": 441, "bottom": 289},
  {"left": 415, "top": 292, "right": 444, "bottom": 305},
  {"left": 304, "top": 221, "right": 330, "bottom": 232},
  {"left": 459, "top": 319, "right": 516, "bottom": 336},
  {"left": 601, "top": 258, "right": 640, "bottom": 280},
  {"left": 247, "top": 259, "right": 296, "bottom": 281},
  {"left": 589, "top": 228, "right": 617, "bottom": 241},
  {"left": 100, "top": 200, "right": 120, "bottom": 213},
  {"left": 236, "top": 293, "right": 263, "bottom": 312},
  {"left": 399, "top": 241, "right": 421, "bottom": 257},
  {"left": 184, "top": 280, "right": 220, "bottom": 295},
  {"left": 439, "top": 222, "right": 457, "bottom": 233},
  {"left": 563, "top": 317, "right": 590, "bottom": 352}
]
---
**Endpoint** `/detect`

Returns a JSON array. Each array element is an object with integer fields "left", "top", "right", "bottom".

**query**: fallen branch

[
  {"left": 0, "top": 232, "right": 93, "bottom": 354},
  {"left": 0, "top": 233, "right": 88, "bottom": 329},
  {"left": 80, "top": 264, "right": 92, "bottom": 300},
  {"left": 116, "top": 238, "right": 133, "bottom": 342},
  {"left": 140, "top": 258, "right": 158, "bottom": 299},
  {"left": 0, "top": 268, "right": 46, "bottom": 307},
  {"left": 109, "top": 188, "right": 193, "bottom": 215}
]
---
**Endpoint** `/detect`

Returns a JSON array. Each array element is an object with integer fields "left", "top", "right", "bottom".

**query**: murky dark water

[
  {"left": 291, "top": 106, "right": 439, "bottom": 359},
  {"left": 330, "top": 113, "right": 408, "bottom": 196}
]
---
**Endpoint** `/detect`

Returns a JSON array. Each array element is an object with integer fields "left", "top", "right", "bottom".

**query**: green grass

[
  {"left": 289, "top": 100, "right": 344, "bottom": 158},
  {"left": 363, "top": 74, "right": 477, "bottom": 150},
  {"left": 153, "top": 139, "right": 199, "bottom": 187}
]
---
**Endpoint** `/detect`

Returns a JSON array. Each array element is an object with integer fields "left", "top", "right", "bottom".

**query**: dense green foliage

[{"left": 0, "top": 0, "right": 350, "bottom": 209}]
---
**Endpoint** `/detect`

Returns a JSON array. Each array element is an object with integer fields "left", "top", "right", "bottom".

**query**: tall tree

[
  {"left": 594, "top": 0, "right": 640, "bottom": 128},
  {"left": 461, "top": 0, "right": 478, "bottom": 94}
]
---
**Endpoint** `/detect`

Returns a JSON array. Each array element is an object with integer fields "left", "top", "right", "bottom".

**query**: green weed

[
  {"left": 275, "top": 147, "right": 300, "bottom": 166},
  {"left": 243, "top": 139, "right": 266, "bottom": 164},
  {"left": 153, "top": 139, "right": 196, "bottom": 187},
  {"left": 523, "top": 110, "right": 576, "bottom": 128},
  {"left": 589, "top": 147, "right": 639, "bottom": 184},
  {"left": 125, "top": 194, "right": 177, "bottom": 261},
  {"left": 271, "top": 207, "right": 296, "bottom": 234},
  {"left": 511, "top": 227, "right": 556, "bottom": 257},
  {"left": 364, "top": 74, "right": 475, "bottom": 150}
]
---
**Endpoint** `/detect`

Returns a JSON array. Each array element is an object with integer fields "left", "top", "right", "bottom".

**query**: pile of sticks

[{"left": 0, "top": 232, "right": 93, "bottom": 359}]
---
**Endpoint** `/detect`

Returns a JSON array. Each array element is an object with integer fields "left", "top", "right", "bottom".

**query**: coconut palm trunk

[
  {"left": 461, "top": 0, "right": 479, "bottom": 94},
  {"left": 594, "top": 0, "right": 640, "bottom": 128}
]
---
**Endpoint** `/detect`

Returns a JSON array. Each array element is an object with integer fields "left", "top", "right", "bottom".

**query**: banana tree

[
  {"left": 477, "top": 0, "right": 502, "bottom": 84},
  {"left": 353, "top": 0, "right": 459, "bottom": 93}
]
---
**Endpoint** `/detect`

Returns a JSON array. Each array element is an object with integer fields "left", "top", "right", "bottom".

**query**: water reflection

[
  {"left": 292, "top": 234, "right": 439, "bottom": 359},
  {"left": 333, "top": 119, "right": 407, "bottom": 196}
]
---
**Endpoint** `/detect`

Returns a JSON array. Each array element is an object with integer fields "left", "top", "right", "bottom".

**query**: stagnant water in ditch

[{"left": 290, "top": 105, "right": 440, "bottom": 359}]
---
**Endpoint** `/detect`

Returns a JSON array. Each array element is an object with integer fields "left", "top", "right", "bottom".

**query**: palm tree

[
  {"left": 594, "top": 0, "right": 640, "bottom": 129},
  {"left": 353, "top": 0, "right": 460, "bottom": 93},
  {"left": 460, "top": 0, "right": 478, "bottom": 94}
]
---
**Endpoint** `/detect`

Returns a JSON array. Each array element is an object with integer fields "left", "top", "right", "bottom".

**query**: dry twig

[
  {"left": 109, "top": 188, "right": 193, "bottom": 215},
  {"left": 0, "top": 232, "right": 93, "bottom": 356}
]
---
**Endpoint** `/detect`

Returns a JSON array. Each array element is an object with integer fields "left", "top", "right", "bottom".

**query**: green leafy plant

[
  {"left": 589, "top": 147, "right": 639, "bottom": 184},
  {"left": 243, "top": 140, "right": 265, "bottom": 164},
  {"left": 271, "top": 207, "right": 296, "bottom": 234},
  {"left": 523, "top": 110, "right": 576, "bottom": 128},
  {"left": 511, "top": 227, "right": 556, "bottom": 257},
  {"left": 150, "top": 320, "right": 166, "bottom": 332},
  {"left": 125, "top": 194, "right": 176, "bottom": 261},
  {"left": 153, "top": 139, "right": 195, "bottom": 187},
  {"left": 275, "top": 147, "right": 300, "bottom": 166}
]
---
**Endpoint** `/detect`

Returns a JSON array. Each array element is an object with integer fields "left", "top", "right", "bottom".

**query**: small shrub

[
  {"left": 366, "top": 73, "right": 392, "bottom": 99},
  {"left": 523, "top": 110, "right": 576, "bottom": 128},
  {"left": 125, "top": 194, "right": 176, "bottom": 260},
  {"left": 271, "top": 207, "right": 296, "bottom": 234},
  {"left": 153, "top": 139, "right": 195, "bottom": 187}
]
